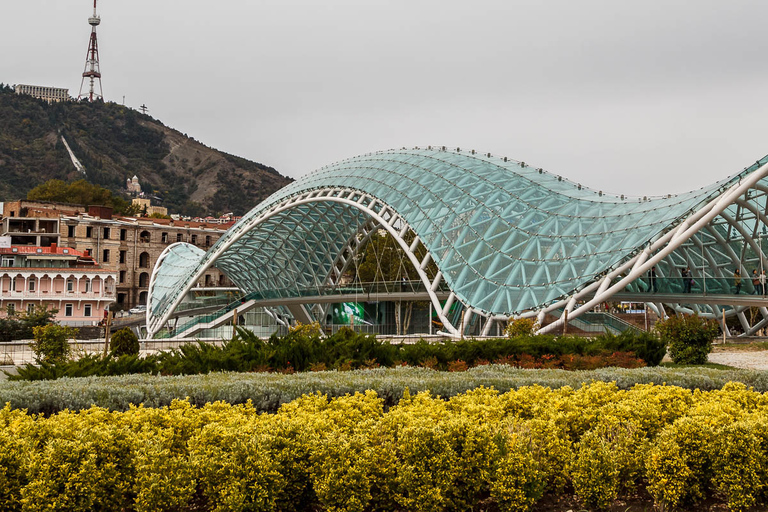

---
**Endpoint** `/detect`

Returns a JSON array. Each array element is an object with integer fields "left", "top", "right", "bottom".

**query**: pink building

[{"left": 0, "top": 244, "right": 117, "bottom": 326}]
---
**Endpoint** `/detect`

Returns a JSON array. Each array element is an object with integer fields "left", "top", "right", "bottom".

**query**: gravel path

[{"left": 708, "top": 350, "right": 768, "bottom": 370}]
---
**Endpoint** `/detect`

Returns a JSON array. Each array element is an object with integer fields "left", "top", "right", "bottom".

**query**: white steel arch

[{"left": 148, "top": 189, "right": 459, "bottom": 337}]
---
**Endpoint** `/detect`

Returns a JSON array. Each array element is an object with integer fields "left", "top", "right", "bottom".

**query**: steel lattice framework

[{"left": 147, "top": 147, "right": 768, "bottom": 338}]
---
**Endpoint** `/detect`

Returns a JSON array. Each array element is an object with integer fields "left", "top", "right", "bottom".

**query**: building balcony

[{"left": 1, "top": 290, "right": 116, "bottom": 301}]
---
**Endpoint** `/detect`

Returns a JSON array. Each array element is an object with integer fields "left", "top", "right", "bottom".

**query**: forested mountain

[{"left": 0, "top": 84, "right": 292, "bottom": 216}]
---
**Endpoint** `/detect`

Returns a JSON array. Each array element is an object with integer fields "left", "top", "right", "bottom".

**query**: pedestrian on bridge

[
  {"left": 753, "top": 269, "right": 761, "bottom": 295},
  {"left": 734, "top": 269, "right": 742, "bottom": 294},
  {"left": 760, "top": 270, "right": 767, "bottom": 296},
  {"left": 682, "top": 267, "right": 692, "bottom": 293},
  {"left": 648, "top": 266, "right": 657, "bottom": 293}
]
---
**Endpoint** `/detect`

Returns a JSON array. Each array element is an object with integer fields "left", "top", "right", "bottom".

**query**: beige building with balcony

[{"left": 1, "top": 201, "right": 233, "bottom": 310}]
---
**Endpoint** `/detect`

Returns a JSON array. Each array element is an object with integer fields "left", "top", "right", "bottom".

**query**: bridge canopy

[{"left": 148, "top": 147, "right": 768, "bottom": 337}]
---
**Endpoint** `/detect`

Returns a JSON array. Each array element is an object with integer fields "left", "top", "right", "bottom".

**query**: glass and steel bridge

[{"left": 147, "top": 147, "right": 768, "bottom": 338}]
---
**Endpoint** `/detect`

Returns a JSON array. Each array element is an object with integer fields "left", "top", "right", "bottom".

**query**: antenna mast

[{"left": 78, "top": 0, "right": 103, "bottom": 101}]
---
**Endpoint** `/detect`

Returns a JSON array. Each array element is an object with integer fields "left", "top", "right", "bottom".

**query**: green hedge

[
  {"left": 3, "top": 382, "right": 768, "bottom": 511},
  {"left": 8, "top": 327, "right": 666, "bottom": 382},
  {"left": 3, "top": 365, "right": 768, "bottom": 415}
]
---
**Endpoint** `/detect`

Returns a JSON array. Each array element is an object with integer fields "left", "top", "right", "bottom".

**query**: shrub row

[
  {"left": 3, "top": 382, "right": 768, "bottom": 511},
  {"left": 168, "top": 326, "right": 667, "bottom": 370},
  {"left": 8, "top": 326, "right": 666, "bottom": 381},
  {"left": 4, "top": 365, "right": 768, "bottom": 416}
]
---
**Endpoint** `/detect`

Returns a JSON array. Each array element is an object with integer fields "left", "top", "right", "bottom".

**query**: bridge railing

[
  {"left": 157, "top": 281, "right": 451, "bottom": 339},
  {"left": 623, "top": 276, "right": 766, "bottom": 296},
  {"left": 551, "top": 309, "right": 641, "bottom": 334},
  {"left": 174, "top": 290, "right": 244, "bottom": 313}
]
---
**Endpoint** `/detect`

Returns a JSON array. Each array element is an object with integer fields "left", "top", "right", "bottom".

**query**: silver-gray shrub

[{"left": 2, "top": 365, "right": 768, "bottom": 414}]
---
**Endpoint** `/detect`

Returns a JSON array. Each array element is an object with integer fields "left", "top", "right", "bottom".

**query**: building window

[
  {"left": 68, "top": 225, "right": 75, "bottom": 237},
  {"left": 27, "top": 303, "right": 34, "bottom": 314},
  {"left": 103, "top": 227, "right": 110, "bottom": 239},
  {"left": 191, "top": 235, "right": 197, "bottom": 245},
  {"left": 86, "top": 227, "right": 93, "bottom": 238},
  {"left": 1, "top": 256, "right": 14, "bottom": 267},
  {"left": 103, "top": 249, "right": 110, "bottom": 263},
  {"left": 84, "top": 280, "right": 91, "bottom": 293},
  {"left": 65, "top": 304, "right": 73, "bottom": 317},
  {"left": 120, "top": 229, "right": 127, "bottom": 241},
  {"left": 176, "top": 233, "right": 183, "bottom": 243},
  {"left": 139, "top": 272, "right": 150, "bottom": 287},
  {"left": 119, "top": 270, "right": 126, "bottom": 284},
  {"left": 7, "top": 304, "right": 14, "bottom": 315},
  {"left": 139, "top": 252, "right": 150, "bottom": 268},
  {"left": 140, "top": 231, "right": 151, "bottom": 243},
  {"left": 119, "top": 250, "right": 126, "bottom": 264},
  {"left": 205, "top": 236, "right": 211, "bottom": 246},
  {"left": 161, "top": 232, "right": 168, "bottom": 243},
  {"left": 84, "top": 304, "right": 92, "bottom": 317},
  {"left": 10, "top": 277, "right": 16, "bottom": 292},
  {"left": 28, "top": 279, "right": 35, "bottom": 292},
  {"left": 67, "top": 279, "right": 74, "bottom": 292}
]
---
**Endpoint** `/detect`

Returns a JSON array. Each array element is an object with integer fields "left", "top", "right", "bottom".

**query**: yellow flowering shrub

[
  {"left": 0, "top": 405, "right": 34, "bottom": 511},
  {"left": 389, "top": 420, "right": 459, "bottom": 511},
  {"left": 570, "top": 418, "right": 646, "bottom": 510},
  {"left": 124, "top": 401, "right": 201, "bottom": 512},
  {"left": 645, "top": 415, "right": 716, "bottom": 508},
  {"left": 189, "top": 421, "right": 281, "bottom": 512},
  {"left": 5, "top": 382, "right": 768, "bottom": 511},
  {"left": 490, "top": 433, "right": 546, "bottom": 512},
  {"left": 20, "top": 408, "right": 135, "bottom": 512},
  {"left": 711, "top": 417, "right": 768, "bottom": 511}
]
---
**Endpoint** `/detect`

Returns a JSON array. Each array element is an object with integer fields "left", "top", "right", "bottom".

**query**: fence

[{"left": 0, "top": 340, "right": 109, "bottom": 366}]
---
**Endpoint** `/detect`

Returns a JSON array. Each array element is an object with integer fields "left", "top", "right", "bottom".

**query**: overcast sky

[{"left": 3, "top": 0, "right": 768, "bottom": 197}]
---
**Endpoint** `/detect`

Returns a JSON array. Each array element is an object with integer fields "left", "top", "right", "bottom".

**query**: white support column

[
  {"left": 442, "top": 293, "right": 456, "bottom": 316},
  {"left": 561, "top": 297, "right": 577, "bottom": 322},
  {"left": 631, "top": 249, "right": 650, "bottom": 272},
  {"left": 431, "top": 271, "right": 443, "bottom": 291},
  {"left": 745, "top": 307, "right": 768, "bottom": 336},
  {"left": 596, "top": 276, "right": 612, "bottom": 296},
  {"left": 420, "top": 252, "right": 432, "bottom": 270},
  {"left": 481, "top": 316, "right": 494, "bottom": 336},
  {"left": 737, "top": 311, "right": 750, "bottom": 334}
]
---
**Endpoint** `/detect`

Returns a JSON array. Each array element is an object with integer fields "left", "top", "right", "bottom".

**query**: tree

[
  {"left": 0, "top": 304, "right": 58, "bottom": 341},
  {"left": 655, "top": 314, "right": 719, "bottom": 365},
  {"left": 32, "top": 324, "right": 77, "bottom": 363},
  {"left": 356, "top": 232, "right": 438, "bottom": 335},
  {"left": 110, "top": 328, "right": 140, "bottom": 357},
  {"left": 27, "top": 179, "right": 132, "bottom": 213},
  {"left": 506, "top": 318, "right": 540, "bottom": 337}
]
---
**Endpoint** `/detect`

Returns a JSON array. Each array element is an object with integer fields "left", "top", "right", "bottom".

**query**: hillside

[{"left": 0, "top": 84, "right": 292, "bottom": 216}]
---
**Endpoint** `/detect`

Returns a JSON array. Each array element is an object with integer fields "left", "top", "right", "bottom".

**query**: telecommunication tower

[{"left": 78, "top": 0, "right": 103, "bottom": 101}]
